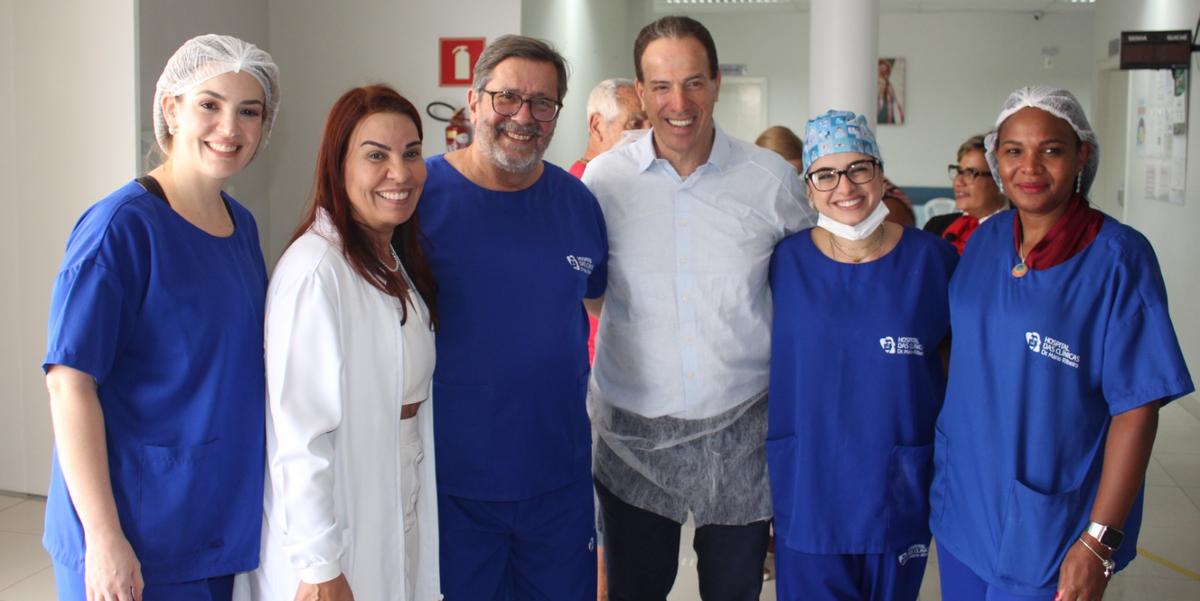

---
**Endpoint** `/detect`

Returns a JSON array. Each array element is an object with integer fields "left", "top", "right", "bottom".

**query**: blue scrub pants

[
  {"left": 773, "top": 542, "right": 928, "bottom": 601},
  {"left": 938, "top": 544, "right": 1056, "bottom": 601},
  {"left": 438, "top": 477, "right": 596, "bottom": 601},
  {"left": 597, "top": 479, "right": 770, "bottom": 601},
  {"left": 53, "top": 563, "right": 233, "bottom": 601}
]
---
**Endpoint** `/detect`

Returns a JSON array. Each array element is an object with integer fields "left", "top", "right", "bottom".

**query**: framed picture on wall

[{"left": 878, "top": 58, "right": 906, "bottom": 125}]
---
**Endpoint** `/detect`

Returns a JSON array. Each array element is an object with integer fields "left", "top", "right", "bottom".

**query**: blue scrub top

[
  {"left": 931, "top": 211, "right": 1193, "bottom": 595},
  {"left": 43, "top": 181, "right": 267, "bottom": 583},
  {"left": 768, "top": 227, "right": 956, "bottom": 554},
  {"left": 418, "top": 157, "right": 608, "bottom": 501}
]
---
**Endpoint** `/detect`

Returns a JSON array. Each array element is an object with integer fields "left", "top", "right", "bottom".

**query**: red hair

[{"left": 292, "top": 85, "right": 437, "bottom": 327}]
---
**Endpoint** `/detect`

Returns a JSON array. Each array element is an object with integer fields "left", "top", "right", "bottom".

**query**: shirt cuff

[{"left": 298, "top": 562, "right": 343, "bottom": 585}]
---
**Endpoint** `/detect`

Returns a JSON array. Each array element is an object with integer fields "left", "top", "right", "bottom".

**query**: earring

[
  {"left": 168, "top": 126, "right": 177, "bottom": 136},
  {"left": 1075, "top": 172, "right": 1082, "bottom": 195}
]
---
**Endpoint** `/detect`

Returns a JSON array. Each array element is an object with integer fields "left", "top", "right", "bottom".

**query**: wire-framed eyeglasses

[
  {"left": 948, "top": 164, "right": 992, "bottom": 183},
  {"left": 806, "top": 159, "right": 880, "bottom": 192},
  {"left": 481, "top": 89, "right": 562, "bottom": 122}
]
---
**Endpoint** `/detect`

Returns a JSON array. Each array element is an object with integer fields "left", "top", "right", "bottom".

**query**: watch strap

[{"left": 1086, "top": 521, "right": 1124, "bottom": 550}]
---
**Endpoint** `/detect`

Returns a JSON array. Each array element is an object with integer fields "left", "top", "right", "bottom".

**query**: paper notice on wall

[{"left": 1131, "top": 69, "right": 1188, "bottom": 205}]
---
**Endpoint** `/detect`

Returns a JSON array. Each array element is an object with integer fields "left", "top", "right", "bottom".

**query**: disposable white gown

[{"left": 234, "top": 211, "right": 440, "bottom": 600}]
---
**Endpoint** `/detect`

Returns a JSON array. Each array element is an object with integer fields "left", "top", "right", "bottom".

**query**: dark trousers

[{"left": 596, "top": 479, "right": 770, "bottom": 601}]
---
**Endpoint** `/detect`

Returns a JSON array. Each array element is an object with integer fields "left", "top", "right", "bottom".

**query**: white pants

[{"left": 399, "top": 414, "right": 424, "bottom": 601}]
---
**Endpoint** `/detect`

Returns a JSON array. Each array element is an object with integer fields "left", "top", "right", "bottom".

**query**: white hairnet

[
  {"left": 153, "top": 34, "right": 280, "bottom": 155},
  {"left": 984, "top": 86, "right": 1099, "bottom": 198}
]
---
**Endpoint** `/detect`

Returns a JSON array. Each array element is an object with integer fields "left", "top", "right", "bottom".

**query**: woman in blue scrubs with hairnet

[
  {"left": 931, "top": 86, "right": 1193, "bottom": 601},
  {"left": 42, "top": 35, "right": 279, "bottom": 601},
  {"left": 767, "top": 110, "right": 956, "bottom": 601}
]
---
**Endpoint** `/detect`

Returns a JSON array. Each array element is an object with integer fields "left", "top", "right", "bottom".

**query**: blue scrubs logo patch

[
  {"left": 879, "top": 336, "right": 923, "bottom": 356},
  {"left": 566, "top": 255, "right": 594, "bottom": 275},
  {"left": 897, "top": 544, "right": 928, "bottom": 566},
  {"left": 1025, "top": 331, "right": 1080, "bottom": 368}
]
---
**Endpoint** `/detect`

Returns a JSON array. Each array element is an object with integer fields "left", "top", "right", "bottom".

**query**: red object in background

[
  {"left": 440, "top": 38, "right": 485, "bottom": 86},
  {"left": 445, "top": 107, "right": 472, "bottom": 151}
]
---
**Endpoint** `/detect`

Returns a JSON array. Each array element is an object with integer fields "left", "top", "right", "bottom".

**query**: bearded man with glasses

[{"left": 413, "top": 34, "right": 608, "bottom": 601}]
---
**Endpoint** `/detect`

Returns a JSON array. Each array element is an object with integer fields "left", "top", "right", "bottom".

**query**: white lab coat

[{"left": 234, "top": 211, "right": 441, "bottom": 601}]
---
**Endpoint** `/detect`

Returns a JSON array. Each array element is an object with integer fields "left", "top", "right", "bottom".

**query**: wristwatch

[{"left": 1086, "top": 521, "right": 1124, "bottom": 551}]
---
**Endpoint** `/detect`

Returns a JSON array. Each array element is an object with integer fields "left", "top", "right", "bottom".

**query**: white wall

[
  {"left": 0, "top": 0, "right": 138, "bottom": 494},
  {"left": 877, "top": 11, "right": 1094, "bottom": 187},
  {"left": 138, "top": 0, "right": 271, "bottom": 244},
  {"left": 1093, "top": 0, "right": 1200, "bottom": 380},
  {"left": 678, "top": 9, "right": 1094, "bottom": 188},
  {"left": 263, "top": 0, "right": 523, "bottom": 264},
  {"left": 522, "top": 0, "right": 637, "bottom": 169},
  {"left": 0, "top": 0, "right": 20, "bottom": 492}
]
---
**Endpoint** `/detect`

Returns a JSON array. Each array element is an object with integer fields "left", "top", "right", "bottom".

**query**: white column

[{"left": 808, "top": 0, "right": 880, "bottom": 128}]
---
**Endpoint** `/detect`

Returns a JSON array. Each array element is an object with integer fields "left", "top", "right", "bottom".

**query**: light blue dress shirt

[{"left": 583, "top": 126, "right": 814, "bottom": 420}]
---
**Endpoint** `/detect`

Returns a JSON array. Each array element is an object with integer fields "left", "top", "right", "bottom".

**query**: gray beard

[{"left": 478, "top": 126, "right": 552, "bottom": 174}]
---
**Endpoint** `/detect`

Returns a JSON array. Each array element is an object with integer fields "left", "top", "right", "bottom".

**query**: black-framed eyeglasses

[
  {"left": 948, "top": 164, "right": 992, "bottom": 183},
  {"left": 806, "top": 159, "right": 880, "bottom": 192},
  {"left": 481, "top": 89, "right": 562, "bottom": 122}
]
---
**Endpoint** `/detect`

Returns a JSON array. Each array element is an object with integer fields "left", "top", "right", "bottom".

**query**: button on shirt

[{"left": 583, "top": 127, "right": 813, "bottom": 419}]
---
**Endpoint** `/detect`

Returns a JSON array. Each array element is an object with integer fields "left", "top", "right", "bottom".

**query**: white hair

[{"left": 586, "top": 78, "right": 636, "bottom": 123}]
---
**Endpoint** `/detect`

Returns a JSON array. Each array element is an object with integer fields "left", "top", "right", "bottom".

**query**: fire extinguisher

[{"left": 426, "top": 101, "right": 472, "bottom": 151}]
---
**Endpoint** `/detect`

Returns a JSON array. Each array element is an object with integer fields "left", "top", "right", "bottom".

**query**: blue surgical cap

[{"left": 802, "top": 110, "right": 882, "bottom": 173}]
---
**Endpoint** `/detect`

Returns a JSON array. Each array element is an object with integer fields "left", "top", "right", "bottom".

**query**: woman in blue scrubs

[
  {"left": 767, "top": 109, "right": 957, "bottom": 601},
  {"left": 42, "top": 35, "right": 279, "bottom": 601},
  {"left": 931, "top": 87, "right": 1193, "bottom": 601}
]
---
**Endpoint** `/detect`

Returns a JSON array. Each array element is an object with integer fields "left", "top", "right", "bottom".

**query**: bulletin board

[{"left": 1129, "top": 69, "right": 1188, "bottom": 205}]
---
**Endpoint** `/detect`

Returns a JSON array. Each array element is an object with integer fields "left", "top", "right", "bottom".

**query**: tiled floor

[{"left": 3, "top": 397, "right": 1198, "bottom": 600}]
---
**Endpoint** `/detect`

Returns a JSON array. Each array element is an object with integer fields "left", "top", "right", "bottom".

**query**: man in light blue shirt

[{"left": 582, "top": 16, "right": 813, "bottom": 601}]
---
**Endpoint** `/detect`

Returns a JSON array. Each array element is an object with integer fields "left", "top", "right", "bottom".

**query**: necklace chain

[
  {"left": 387, "top": 244, "right": 401, "bottom": 272},
  {"left": 827, "top": 226, "right": 886, "bottom": 263}
]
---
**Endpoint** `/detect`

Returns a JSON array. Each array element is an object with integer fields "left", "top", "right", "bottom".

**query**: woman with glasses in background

[
  {"left": 925, "top": 134, "right": 1009, "bottom": 254},
  {"left": 766, "top": 110, "right": 957, "bottom": 601}
]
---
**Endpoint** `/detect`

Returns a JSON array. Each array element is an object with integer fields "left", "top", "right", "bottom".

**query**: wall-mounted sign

[
  {"left": 1120, "top": 30, "right": 1192, "bottom": 70},
  {"left": 440, "top": 38, "right": 486, "bottom": 86}
]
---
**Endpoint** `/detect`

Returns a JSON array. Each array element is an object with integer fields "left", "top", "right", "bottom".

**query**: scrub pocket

[
  {"left": 885, "top": 443, "right": 934, "bottom": 545},
  {"left": 134, "top": 440, "right": 223, "bottom": 557},
  {"left": 993, "top": 479, "right": 1083, "bottom": 589},
  {"left": 764, "top": 436, "right": 798, "bottom": 541}
]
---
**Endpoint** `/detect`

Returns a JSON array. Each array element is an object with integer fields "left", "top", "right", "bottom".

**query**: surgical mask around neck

[{"left": 816, "top": 201, "right": 890, "bottom": 241}]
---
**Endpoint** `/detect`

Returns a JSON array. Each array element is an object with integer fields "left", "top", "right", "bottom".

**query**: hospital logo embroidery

[
  {"left": 879, "top": 336, "right": 924, "bottom": 356},
  {"left": 898, "top": 544, "right": 928, "bottom": 566},
  {"left": 566, "top": 254, "right": 594, "bottom": 275},
  {"left": 1025, "top": 331, "right": 1080, "bottom": 368}
]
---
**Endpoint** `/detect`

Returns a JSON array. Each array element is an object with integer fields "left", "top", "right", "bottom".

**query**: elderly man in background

[
  {"left": 416, "top": 34, "right": 608, "bottom": 601},
  {"left": 570, "top": 78, "right": 648, "bottom": 179}
]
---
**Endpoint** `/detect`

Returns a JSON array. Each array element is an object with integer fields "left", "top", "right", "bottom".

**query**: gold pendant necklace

[
  {"left": 828, "top": 227, "right": 885, "bottom": 263},
  {"left": 1013, "top": 231, "right": 1030, "bottom": 278}
]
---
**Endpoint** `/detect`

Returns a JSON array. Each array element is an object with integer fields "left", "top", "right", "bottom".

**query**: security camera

[{"left": 1032, "top": 11, "right": 1044, "bottom": 21}]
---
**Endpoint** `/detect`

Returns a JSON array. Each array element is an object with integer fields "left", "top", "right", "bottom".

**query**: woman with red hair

[{"left": 236, "top": 85, "right": 440, "bottom": 601}]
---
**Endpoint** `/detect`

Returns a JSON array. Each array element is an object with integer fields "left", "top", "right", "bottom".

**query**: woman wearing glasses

[
  {"left": 766, "top": 110, "right": 956, "bottom": 601},
  {"left": 931, "top": 87, "right": 1192, "bottom": 601},
  {"left": 925, "top": 135, "right": 1009, "bottom": 253}
]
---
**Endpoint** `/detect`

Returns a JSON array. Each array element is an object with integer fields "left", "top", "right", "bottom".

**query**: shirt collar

[{"left": 635, "top": 122, "right": 735, "bottom": 175}]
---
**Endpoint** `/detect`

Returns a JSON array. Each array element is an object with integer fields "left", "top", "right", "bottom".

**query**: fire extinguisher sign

[{"left": 439, "top": 38, "right": 486, "bottom": 87}]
